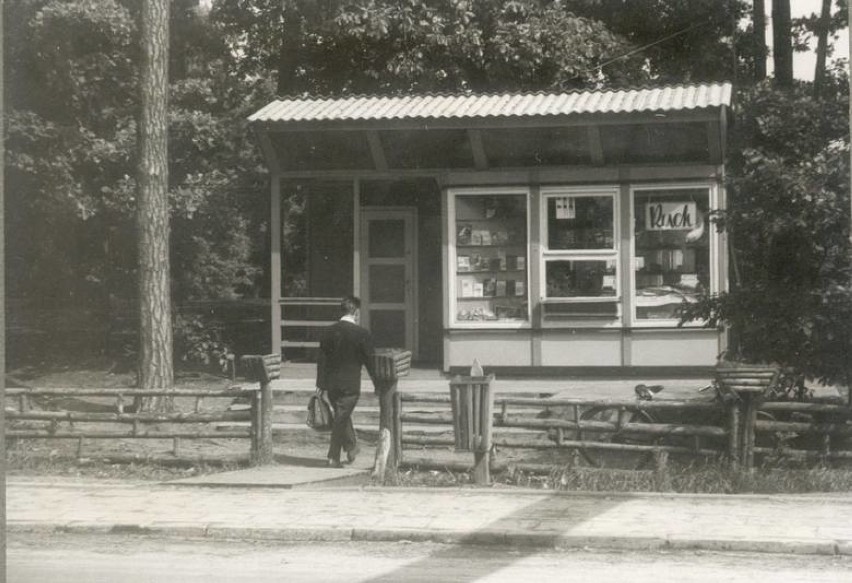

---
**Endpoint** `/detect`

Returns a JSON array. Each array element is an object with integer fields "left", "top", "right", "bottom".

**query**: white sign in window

[{"left": 645, "top": 201, "right": 698, "bottom": 231}]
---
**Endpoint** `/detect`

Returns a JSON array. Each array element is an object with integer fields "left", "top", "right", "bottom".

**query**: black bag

[{"left": 307, "top": 390, "right": 334, "bottom": 431}]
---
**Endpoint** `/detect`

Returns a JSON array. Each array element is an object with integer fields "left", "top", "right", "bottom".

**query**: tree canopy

[{"left": 3, "top": 0, "right": 850, "bottom": 386}]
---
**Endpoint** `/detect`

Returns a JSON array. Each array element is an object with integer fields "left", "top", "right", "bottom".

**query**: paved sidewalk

[{"left": 7, "top": 476, "right": 852, "bottom": 556}]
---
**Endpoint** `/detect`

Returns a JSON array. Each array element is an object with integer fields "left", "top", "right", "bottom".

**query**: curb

[{"left": 8, "top": 522, "right": 851, "bottom": 556}]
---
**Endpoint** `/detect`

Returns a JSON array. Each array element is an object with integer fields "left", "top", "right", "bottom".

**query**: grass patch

[
  {"left": 393, "top": 458, "right": 852, "bottom": 494},
  {"left": 515, "top": 460, "right": 852, "bottom": 494}
]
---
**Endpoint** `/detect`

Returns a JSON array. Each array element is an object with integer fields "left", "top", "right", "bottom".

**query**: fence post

[
  {"left": 242, "top": 354, "right": 280, "bottom": 466},
  {"left": 257, "top": 378, "right": 274, "bottom": 465},
  {"left": 653, "top": 450, "right": 670, "bottom": 491},
  {"left": 717, "top": 364, "right": 778, "bottom": 472},
  {"left": 377, "top": 378, "right": 398, "bottom": 471},
  {"left": 371, "top": 349, "right": 411, "bottom": 482},
  {"left": 392, "top": 391, "right": 403, "bottom": 466},
  {"left": 250, "top": 389, "right": 260, "bottom": 461},
  {"left": 474, "top": 377, "right": 495, "bottom": 485},
  {"left": 740, "top": 392, "right": 758, "bottom": 472},
  {"left": 727, "top": 397, "right": 740, "bottom": 470}
]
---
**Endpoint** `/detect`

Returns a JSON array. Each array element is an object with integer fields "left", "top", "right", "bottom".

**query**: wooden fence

[
  {"left": 5, "top": 387, "right": 271, "bottom": 465},
  {"left": 395, "top": 376, "right": 852, "bottom": 483},
  {"left": 5, "top": 354, "right": 281, "bottom": 466}
]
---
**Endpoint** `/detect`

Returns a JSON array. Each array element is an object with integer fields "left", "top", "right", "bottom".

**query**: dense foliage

[
  {"left": 682, "top": 75, "right": 851, "bottom": 386},
  {"left": 4, "top": 0, "right": 850, "bottom": 385},
  {"left": 4, "top": 0, "right": 267, "bottom": 309}
]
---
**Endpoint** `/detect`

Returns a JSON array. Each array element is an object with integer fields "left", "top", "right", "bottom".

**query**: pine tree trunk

[
  {"left": 137, "top": 0, "right": 173, "bottom": 412},
  {"left": 813, "top": 0, "right": 832, "bottom": 98},
  {"left": 772, "top": 0, "right": 793, "bottom": 87},
  {"left": 753, "top": 0, "right": 767, "bottom": 80},
  {"left": 276, "top": 5, "right": 302, "bottom": 95}
]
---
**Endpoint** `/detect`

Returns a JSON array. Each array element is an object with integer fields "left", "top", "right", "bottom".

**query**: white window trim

[
  {"left": 539, "top": 186, "right": 621, "bottom": 305},
  {"left": 629, "top": 182, "right": 718, "bottom": 328},
  {"left": 448, "top": 186, "right": 532, "bottom": 328}
]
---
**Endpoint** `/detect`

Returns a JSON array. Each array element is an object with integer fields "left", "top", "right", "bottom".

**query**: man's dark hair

[{"left": 341, "top": 295, "right": 361, "bottom": 315}]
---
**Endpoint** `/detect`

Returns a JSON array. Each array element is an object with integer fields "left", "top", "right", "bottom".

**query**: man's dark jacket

[{"left": 316, "top": 320, "right": 376, "bottom": 395}]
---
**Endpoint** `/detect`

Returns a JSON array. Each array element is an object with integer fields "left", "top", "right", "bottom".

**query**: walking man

[{"left": 316, "top": 295, "right": 377, "bottom": 467}]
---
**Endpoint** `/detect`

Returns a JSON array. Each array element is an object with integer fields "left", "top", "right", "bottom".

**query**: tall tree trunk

[
  {"left": 753, "top": 0, "right": 767, "bottom": 80},
  {"left": 276, "top": 14, "right": 301, "bottom": 96},
  {"left": 813, "top": 0, "right": 832, "bottom": 98},
  {"left": 772, "top": 0, "right": 793, "bottom": 87},
  {"left": 0, "top": 3, "right": 7, "bottom": 567},
  {"left": 137, "top": 0, "right": 173, "bottom": 411},
  {"left": 848, "top": 0, "right": 852, "bottom": 406}
]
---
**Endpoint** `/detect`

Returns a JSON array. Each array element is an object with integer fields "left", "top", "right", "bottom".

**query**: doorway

[{"left": 359, "top": 208, "right": 418, "bottom": 356}]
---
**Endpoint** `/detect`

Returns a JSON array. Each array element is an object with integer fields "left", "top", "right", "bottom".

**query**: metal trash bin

[{"left": 450, "top": 374, "right": 495, "bottom": 451}]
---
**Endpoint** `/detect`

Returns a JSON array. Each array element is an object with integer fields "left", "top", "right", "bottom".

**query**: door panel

[
  {"left": 369, "top": 310, "right": 407, "bottom": 348},
  {"left": 361, "top": 209, "right": 417, "bottom": 354},
  {"left": 369, "top": 265, "right": 406, "bottom": 303},
  {"left": 368, "top": 220, "right": 406, "bottom": 257}
]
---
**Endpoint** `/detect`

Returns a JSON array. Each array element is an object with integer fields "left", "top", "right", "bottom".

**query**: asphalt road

[{"left": 7, "top": 533, "right": 852, "bottom": 583}]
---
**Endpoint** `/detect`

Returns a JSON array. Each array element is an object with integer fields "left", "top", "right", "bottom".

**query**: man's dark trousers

[
  {"left": 316, "top": 319, "right": 376, "bottom": 463},
  {"left": 327, "top": 392, "right": 359, "bottom": 462}
]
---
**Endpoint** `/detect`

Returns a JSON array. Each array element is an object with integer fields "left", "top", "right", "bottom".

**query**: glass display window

[
  {"left": 546, "top": 195, "right": 615, "bottom": 251},
  {"left": 632, "top": 185, "right": 714, "bottom": 323},
  {"left": 540, "top": 188, "right": 620, "bottom": 322},
  {"left": 449, "top": 188, "right": 530, "bottom": 326},
  {"left": 545, "top": 259, "right": 617, "bottom": 298}
]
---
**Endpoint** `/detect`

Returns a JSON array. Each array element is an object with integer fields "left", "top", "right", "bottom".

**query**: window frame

[
  {"left": 629, "top": 182, "right": 719, "bottom": 328},
  {"left": 539, "top": 186, "right": 621, "bottom": 321},
  {"left": 447, "top": 186, "right": 532, "bottom": 329}
]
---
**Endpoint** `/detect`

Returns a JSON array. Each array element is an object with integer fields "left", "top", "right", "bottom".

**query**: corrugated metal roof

[{"left": 249, "top": 83, "right": 731, "bottom": 125}]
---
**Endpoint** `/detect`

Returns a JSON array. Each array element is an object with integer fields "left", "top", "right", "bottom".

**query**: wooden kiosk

[{"left": 250, "top": 83, "right": 732, "bottom": 375}]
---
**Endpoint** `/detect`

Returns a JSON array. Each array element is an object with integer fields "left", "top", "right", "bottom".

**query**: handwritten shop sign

[{"left": 645, "top": 201, "right": 697, "bottom": 231}]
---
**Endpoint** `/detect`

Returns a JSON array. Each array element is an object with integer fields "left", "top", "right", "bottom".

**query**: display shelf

[{"left": 452, "top": 191, "right": 530, "bottom": 325}]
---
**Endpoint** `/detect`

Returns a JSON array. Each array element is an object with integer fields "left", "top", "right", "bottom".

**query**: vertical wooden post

[
  {"left": 741, "top": 393, "right": 758, "bottom": 472},
  {"left": 371, "top": 349, "right": 411, "bottom": 481},
  {"left": 270, "top": 176, "right": 282, "bottom": 357},
  {"left": 256, "top": 380, "right": 274, "bottom": 465},
  {"left": 243, "top": 354, "right": 279, "bottom": 466},
  {"left": 392, "top": 390, "right": 403, "bottom": 466},
  {"left": 249, "top": 389, "right": 260, "bottom": 463},
  {"left": 376, "top": 379, "right": 398, "bottom": 471},
  {"left": 451, "top": 380, "right": 462, "bottom": 449},
  {"left": 653, "top": 450, "right": 670, "bottom": 491},
  {"left": 727, "top": 397, "right": 740, "bottom": 470},
  {"left": 472, "top": 377, "right": 494, "bottom": 485},
  {"left": 821, "top": 433, "right": 832, "bottom": 467},
  {"left": 465, "top": 385, "right": 474, "bottom": 450}
]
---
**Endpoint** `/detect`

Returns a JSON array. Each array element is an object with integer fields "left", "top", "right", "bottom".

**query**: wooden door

[{"left": 360, "top": 208, "right": 417, "bottom": 356}]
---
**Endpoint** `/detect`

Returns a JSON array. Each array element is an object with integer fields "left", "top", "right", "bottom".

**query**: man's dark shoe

[
  {"left": 345, "top": 445, "right": 360, "bottom": 464},
  {"left": 327, "top": 458, "right": 343, "bottom": 468}
]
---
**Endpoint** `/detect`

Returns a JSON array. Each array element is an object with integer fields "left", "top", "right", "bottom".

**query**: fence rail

[
  {"left": 5, "top": 355, "right": 280, "bottom": 465},
  {"left": 280, "top": 296, "right": 340, "bottom": 351},
  {"left": 398, "top": 392, "right": 729, "bottom": 475},
  {"left": 398, "top": 380, "right": 852, "bottom": 478}
]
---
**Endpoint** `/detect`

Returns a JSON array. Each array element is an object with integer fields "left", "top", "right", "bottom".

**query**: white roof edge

[{"left": 249, "top": 82, "right": 733, "bottom": 124}]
